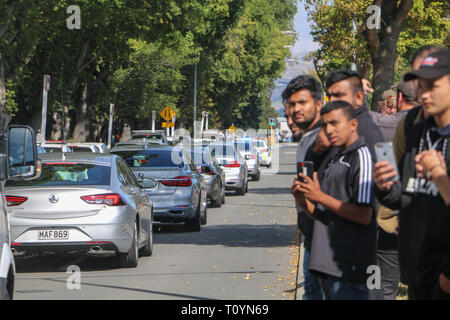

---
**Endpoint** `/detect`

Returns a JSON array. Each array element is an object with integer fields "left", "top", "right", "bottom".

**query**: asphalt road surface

[{"left": 13, "top": 144, "right": 300, "bottom": 300}]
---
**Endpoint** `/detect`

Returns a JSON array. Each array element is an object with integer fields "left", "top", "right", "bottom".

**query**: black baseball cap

[
  {"left": 392, "top": 80, "right": 417, "bottom": 101},
  {"left": 404, "top": 49, "right": 450, "bottom": 81}
]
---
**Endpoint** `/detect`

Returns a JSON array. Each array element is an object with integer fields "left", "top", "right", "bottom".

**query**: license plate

[{"left": 38, "top": 229, "right": 69, "bottom": 240}]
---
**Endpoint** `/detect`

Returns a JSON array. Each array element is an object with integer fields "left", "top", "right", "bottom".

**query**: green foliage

[
  {"left": 2, "top": 0, "right": 297, "bottom": 138},
  {"left": 302, "top": 0, "right": 449, "bottom": 85}
]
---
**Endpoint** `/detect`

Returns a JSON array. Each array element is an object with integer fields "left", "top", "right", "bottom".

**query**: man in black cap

[{"left": 374, "top": 48, "right": 450, "bottom": 299}]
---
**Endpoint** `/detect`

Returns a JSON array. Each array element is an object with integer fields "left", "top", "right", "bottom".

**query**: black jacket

[
  {"left": 355, "top": 105, "right": 385, "bottom": 157},
  {"left": 375, "top": 116, "right": 450, "bottom": 285}
]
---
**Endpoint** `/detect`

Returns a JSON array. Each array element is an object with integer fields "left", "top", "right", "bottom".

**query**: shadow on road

[
  {"left": 247, "top": 187, "right": 291, "bottom": 195},
  {"left": 154, "top": 223, "right": 297, "bottom": 248}
]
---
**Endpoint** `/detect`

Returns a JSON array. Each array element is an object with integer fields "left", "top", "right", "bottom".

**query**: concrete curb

[{"left": 295, "top": 240, "right": 305, "bottom": 300}]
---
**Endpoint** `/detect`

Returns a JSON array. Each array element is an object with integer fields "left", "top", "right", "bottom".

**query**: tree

[{"left": 302, "top": 0, "right": 449, "bottom": 110}]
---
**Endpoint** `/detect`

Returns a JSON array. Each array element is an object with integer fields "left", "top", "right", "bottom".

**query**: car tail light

[
  {"left": 206, "top": 171, "right": 215, "bottom": 176},
  {"left": 160, "top": 176, "right": 192, "bottom": 187},
  {"left": 225, "top": 161, "right": 240, "bottom": 168},
  {"left": 262, "top": 148, "right": 268, "bottom": 152},
  {"left": 80, "top": 193, "right": 126, "bottom": 206},
  {"left": 6, "top": 196, "right": 28, "bottom": 207}
]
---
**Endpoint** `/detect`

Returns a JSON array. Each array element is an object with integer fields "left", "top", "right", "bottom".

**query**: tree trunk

[
  {"left": 0, "top": 58, "right": 12, "bottom": 134},
  {"left": 367, "top": 0, "right": 413, "bottom": 111},
  {"left": 72, "top": 82, "right": 91, "bottom": 142},
  {"left": 49, "top": 112, "right": 63, "bottom": 140}
]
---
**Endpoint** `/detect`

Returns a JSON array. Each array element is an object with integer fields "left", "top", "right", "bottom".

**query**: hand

[
  {"left": 374, "top": 161, "right": 398, "bottom": 191},
  {"left": 416, "top": 150, "right": 447, "bottom": 180},
  {"left": 291, "top": 177, "right": 306, "bottom": 207},
  {"left": 298, "top": 172, "right": 323, "bottom": 203},
  {"left": 362, "top": 78, "right": 374, "bottom": 95},
  {"left": 439, "top": 273, "right": 450, "bottom": 294}
]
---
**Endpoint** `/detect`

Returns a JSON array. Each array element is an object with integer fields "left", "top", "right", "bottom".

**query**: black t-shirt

[{"left": 309, "top": 138, "right": 378, "bottom": 283}]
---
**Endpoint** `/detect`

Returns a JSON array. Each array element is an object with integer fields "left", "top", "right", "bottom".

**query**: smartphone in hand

[
  {"left": 297, "top": 161, "right": 314, "bottom": 183},
  {"left": 374, "top": 142, "right": 399, "bottom": 181}
]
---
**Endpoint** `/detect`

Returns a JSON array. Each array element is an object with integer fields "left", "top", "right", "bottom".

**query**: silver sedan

[
  {"left": 5, "top": 152, "right": 154, "bottom": 268},
  {"left": 208, "top": 142, "right": 248, "bottom": 196},
  {"left": 111, "top": 144, "right": 207, "bottom": 231},
  {"left": 190, "top": 146, "right": 226, "bottom": 208}
]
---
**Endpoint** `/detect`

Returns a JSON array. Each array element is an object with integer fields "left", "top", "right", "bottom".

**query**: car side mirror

[
  {"left": 140, "top": 177, "right": 158, "bottom": 189},
  {"left": 201, "top": 165, "right": 211, "bottom": 174},
  {"left": 7, "top": 126, "right": 38, "bottom": 180}
]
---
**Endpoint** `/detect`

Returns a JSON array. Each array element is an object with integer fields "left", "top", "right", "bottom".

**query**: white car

[
  {"left": 67, "top": 142, "right": 109, "bottom": 153},
  {"left": 252, "top": 140, "right": 271, "bottom": 167},
  {"left": 41, "top": 141, "right": 72, "bottom": 153}
]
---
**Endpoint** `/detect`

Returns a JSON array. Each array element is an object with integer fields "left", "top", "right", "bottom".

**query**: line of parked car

[{"left": 2, "top": 129, "right": 272, "bottom": 298}]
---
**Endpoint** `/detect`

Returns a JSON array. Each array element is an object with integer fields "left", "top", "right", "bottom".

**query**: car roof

[
  {"left": 110, "top": 144, "right": 177, "bottom": 152},
  {"left": 38, "top": 152, "right": 115, "bottom": 165},
  {"left": 132, "top": 130, "right": 165, "bottom": 134},
  {"left": 67, "top": 142, "right": 105, "bottom": 146}
]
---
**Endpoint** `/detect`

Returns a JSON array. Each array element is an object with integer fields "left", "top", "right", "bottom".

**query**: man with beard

[
  {"left": 283, "top": 75, "right": 324, "bottom": 300},
  {"left": 325, "top": 69, "right": 384, "bottom": 157}
]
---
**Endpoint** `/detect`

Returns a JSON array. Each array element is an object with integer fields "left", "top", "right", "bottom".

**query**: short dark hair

[
  {"left": 281, "top": 75, "right": 322, "bottom": 105},
  {"left": 410, "top": 45, "right": 444, "bottom": 66},
  {"left": 321, "top": 100, "right": 356, "bottom": 120},
  {"left": 325, "top": 69, "right": 363, "bottom": 94}
]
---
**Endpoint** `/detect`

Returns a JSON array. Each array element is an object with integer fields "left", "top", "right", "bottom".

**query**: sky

[{"left": 290, "top": 1, "right": 320, "bottom": 55}]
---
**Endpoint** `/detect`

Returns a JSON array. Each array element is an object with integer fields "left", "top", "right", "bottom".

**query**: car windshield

[
  {"left": 69, "top": 146, "right": 93, "bottom": 152},
  {"left": 256, "top": 141, "right": 266, "bottom": 147},
  {"left": 112, "top": 149, "right": 183, "bottom": 168},
  {"left": 190, "top": 150, "right": 212, "bottom": 166},
  {"left": 209, "top": 144, "right": 237, "bottom": 159},
  {"left": 132, "top": 134, "right": 164, "bottom": 142},
  {"left": 43, "top": 147, "right": 63, "bottom": 153},
  {"left": 6, "top": 163, "right": 111, "bottom": 187},
  {"left": 236, "top": 142, "right": 252, "bottom": 152}
]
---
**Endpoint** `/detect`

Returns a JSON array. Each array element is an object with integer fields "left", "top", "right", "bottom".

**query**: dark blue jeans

[
  {"left": 303, "top": 249, "right": 324, "bottom": 300},
  {"left": 325, "top": 276, "right": 370, "bottom": 300}
]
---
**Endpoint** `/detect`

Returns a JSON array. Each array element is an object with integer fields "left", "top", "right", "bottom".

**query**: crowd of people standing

[{"left": 285, "top": 46, "right": 450, "bottom": 300}]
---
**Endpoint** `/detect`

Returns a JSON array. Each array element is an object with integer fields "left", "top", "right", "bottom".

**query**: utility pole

[
  {"left": 107, "top": 104, "right": 114, "bottom": 148},
  {"left": 40, "top": 75, "right": 51, "bottom": 142},
  {"left": 152, "top": 110, "right": 156, "bottom": 132},
  {"left": 193, "top": 60, "right": 198, "bottom": 139}
]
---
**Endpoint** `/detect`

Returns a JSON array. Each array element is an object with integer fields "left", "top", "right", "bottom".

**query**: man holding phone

[
  {"left": 374, "top": 48, "right": 450, "bottom": 299},
  {"left": 283, "top": 75, "right": 324, "bottom": 300},
  {"left": 292, "top": 100, "right": 377, "bottom": 300}
]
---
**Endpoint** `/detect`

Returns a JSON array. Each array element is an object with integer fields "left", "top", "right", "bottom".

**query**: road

[{"left": 13, "top": 144, "right": 300, "bottom": 300}]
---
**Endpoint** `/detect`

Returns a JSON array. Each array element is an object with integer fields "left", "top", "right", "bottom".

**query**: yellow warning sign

[
  {"left": 160, "top": 106, "right": 175, "bottom": 122},
  {"left": 162, "top": 122, "right": 174, "bottom": 128},
  {"left": 228, "top": 124, "right": 236, "bottom": 132}
]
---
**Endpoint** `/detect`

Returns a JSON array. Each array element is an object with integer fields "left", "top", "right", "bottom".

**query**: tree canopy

[
  {"left": 302, "top": 0, "right": 449, "bottom": 110},
  {"left": 1, "top": 0, "right": 297, "bottom": 140}
]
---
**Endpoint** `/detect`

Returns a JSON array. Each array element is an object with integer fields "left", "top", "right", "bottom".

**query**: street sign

[
  {"left": 162, "top": 122, "right": 174, "bottom": 128},
  {"left": 269, "top": 118, "right": 276, "bottom": 126},
  {"left": 229, "top": 124, "right": 236, "bottom": 132},
  {"left": 160, "top": 106, "right": 175, "bottom": 122}
]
